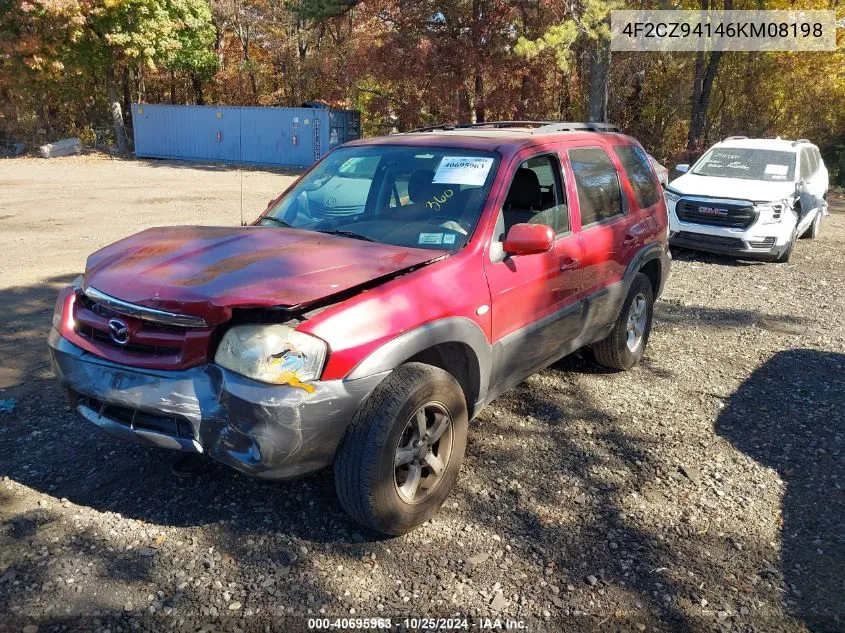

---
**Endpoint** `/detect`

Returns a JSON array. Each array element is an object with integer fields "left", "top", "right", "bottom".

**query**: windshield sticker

[
  {"left": 418, "top": 232, "right": 444, "bottom": 245},
  {"left": 433, "top": 157, "right": 494, "bottom": 186},
  {"left": 442, "top": 233, "right": 456, "bottom": 245},
  {"left": 764, "top": 163, "right": 789, "bottom": 176}
]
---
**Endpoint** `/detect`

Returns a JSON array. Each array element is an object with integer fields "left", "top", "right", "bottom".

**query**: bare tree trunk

[
  {"left": 587, "top": 38, "right": 610, "bottom": 122},
  {"left": 170, "top": 70, "right": 177, "bottom": 104},
  {"left": 687, "top": 50, "right": 723, "bottom": 156},
  {"left": 472, "top": 0, "right": 485, "bottom": 123},
  {"left": 121, "top": 66, "right": 133, "bottom": 128},
  {"left": 462, "top": 80, "right": 476, "bottom": 123},
  {"left": 190, "top": 73, "right": 206, "bottom": 105},
  {"left": 106, "top": 68, "right": 128, "bottom": 153},
  {"left": 474, "top": 72, "right": 485, "bottom": 123},
  {"left": 686, "top": 0, "right": 730, "bottom": 157}
]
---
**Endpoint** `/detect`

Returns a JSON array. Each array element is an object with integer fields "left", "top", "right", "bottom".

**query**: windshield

[
  {"left": 691, "top": 147, "right": 796, "bottom": 182},
  {"left": 261, "top": 146, "right": 500, "bottom": 250}
]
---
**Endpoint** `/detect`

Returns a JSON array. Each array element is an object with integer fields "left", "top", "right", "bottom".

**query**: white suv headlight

[
  {"left": 758, "top": 200, "right": 788, "bottom": 225},
  {"left": 215, "top": 324, "right": 327, "bottom": 388},
  {"left": 663, "top": 189, "right": 680, "bottom": 211}
]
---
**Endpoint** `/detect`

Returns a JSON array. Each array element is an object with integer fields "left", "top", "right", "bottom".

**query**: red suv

[{"left": 49, "top": 122, "right": 670, "bottom": 534}]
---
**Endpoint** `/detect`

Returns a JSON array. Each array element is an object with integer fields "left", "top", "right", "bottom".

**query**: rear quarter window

[
  {"left": 614, "top": 145, "right": 661, "bottom": 209},
  {"left": 800, "top": 150, "right": 812, "bottom": 179}
]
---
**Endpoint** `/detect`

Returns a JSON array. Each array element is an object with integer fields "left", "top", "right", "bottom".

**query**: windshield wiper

[
  {"left": 317, "top": 229, "right": 375, "bottom": 242},
  {"left": 258, "top": 216, "right": 292, "bottom": 227}
]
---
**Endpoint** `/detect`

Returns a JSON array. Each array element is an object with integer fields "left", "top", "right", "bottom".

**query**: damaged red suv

[{"left": 49, "top": 121, "right": 670, "bottom": 535}]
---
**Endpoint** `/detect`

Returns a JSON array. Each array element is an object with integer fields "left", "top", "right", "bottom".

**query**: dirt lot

[{"left": 1, "top": 156, "right": 843, "bottom": 632}]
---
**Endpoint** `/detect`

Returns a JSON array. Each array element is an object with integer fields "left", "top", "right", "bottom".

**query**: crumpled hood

[
  {"left": 670, "top": 173, "right": 796, "bottom": 202},
  {"left": 84, "top": 225, "right": 444, "bottom": 325}
]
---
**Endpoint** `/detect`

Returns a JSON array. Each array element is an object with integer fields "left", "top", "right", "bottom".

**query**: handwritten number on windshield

[{"left": 425, "top": 189, "right": 454, "bottom": 212}]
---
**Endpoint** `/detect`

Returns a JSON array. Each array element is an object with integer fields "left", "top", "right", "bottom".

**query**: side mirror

[
  {"left": 675, "top": 164, "right": 690, "bottom": 174},
  {"left": 503, "top": 223, "right": 554, "bottom": 256}
]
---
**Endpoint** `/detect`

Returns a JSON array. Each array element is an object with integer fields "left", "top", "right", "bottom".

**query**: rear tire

[
  {"left": 334, "top": 363, "right": 468, "bottom": 535},
  {"left": 591, "top": 273, "right": 654, "bottom": 371}
]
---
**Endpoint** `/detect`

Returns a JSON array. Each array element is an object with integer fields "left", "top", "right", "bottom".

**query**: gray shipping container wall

[{"left": 131, "top": 104, "right": 361, "bottom": 168}]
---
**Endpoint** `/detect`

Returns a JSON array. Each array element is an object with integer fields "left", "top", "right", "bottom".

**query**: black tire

[
  {"left": 774, "top": 225, "right": 798, "bottom": 262},
  {"left": 591, "top": 273, "right": 654, "bottom": 371},
  {"left": 334, "top": 362, "right": 468, "bottom": 535}
]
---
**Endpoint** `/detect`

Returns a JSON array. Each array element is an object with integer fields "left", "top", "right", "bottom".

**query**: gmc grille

[{"left": 676, "top": 199, "right": 757, "bottom": 229}]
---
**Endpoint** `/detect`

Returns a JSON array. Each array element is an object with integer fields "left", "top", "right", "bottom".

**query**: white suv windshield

[
  {"left": 692, "top": 148, "right": 796, "bottom": 182},
  {"left": 261, "top": 146, "right": 500, "bottom": 250}
]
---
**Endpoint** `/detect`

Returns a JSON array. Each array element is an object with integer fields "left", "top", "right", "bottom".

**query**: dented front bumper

[{"left": 48, "top": 329, "right": 386, "bottom": 479}]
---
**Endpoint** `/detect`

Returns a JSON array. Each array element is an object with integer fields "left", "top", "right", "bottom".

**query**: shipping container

[{"left": 131, "top": 104, "right": 361, "bottom": 168}]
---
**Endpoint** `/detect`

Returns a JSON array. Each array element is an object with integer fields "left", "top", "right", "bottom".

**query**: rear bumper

[
  {"left": 48, "top": 329, "right": 386, "bottom": 479},
  {"left": 669, "top": 230, "right": 788, "bottom": 261}
]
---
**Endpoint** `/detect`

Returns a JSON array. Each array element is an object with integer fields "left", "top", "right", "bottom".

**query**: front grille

[
  {"left": 676, "top": 231, "right": 745, "bottom": 249},
  {"left": 71, "top": 294, "right": 214, "bottom": 368},
  {"left": 74, "top": 393, "right": 195, "bottom": 439},
  {"left": 85, "top": 327, "right": 181, "bottom": 356},
  {"left": 676, "top": 198, "right": 757, "bottom": 229}
]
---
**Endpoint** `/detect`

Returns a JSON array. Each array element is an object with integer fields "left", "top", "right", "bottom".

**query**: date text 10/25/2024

[{"left": 306, "top": 617, "right": 529, "bottom": 630}]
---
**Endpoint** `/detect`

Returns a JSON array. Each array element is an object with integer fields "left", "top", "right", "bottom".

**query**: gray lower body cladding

[{"left": 48, "top": 329, "right": 386, "bottom": 479}]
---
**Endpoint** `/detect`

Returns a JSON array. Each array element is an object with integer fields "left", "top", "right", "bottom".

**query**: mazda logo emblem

[{"left": 108, "top": 318, "right": 130, "bottom": 346}]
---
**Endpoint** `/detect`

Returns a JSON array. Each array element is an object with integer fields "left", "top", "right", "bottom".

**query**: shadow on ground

[
  {"left": 716, "top": 349, "right": 845, "bottom": 632},
  {"left": 0, "top": 277, "right": 838, "bottom": 631}
]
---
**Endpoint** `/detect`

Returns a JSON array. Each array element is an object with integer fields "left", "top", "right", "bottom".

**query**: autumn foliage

[{"left": 1, "top": 0, "right": 843, "bottom": 182}]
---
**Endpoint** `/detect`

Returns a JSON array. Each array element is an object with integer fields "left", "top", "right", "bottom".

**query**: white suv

[{"left": 665, "top": 137, "right": 828, "bottom": 262}]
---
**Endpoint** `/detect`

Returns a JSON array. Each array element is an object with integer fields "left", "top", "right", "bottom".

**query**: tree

[
  {"left": 515, "top": 0, "right": 619, "bottom": 122},
  {"left": 165, "top": 0, "right": 219, "bottom": 105},
  {"left": 686, "top": 0, "right": 732, "bottom": 157},
  {"left": 0, "top": 0, "right": 216, "bottom": 152}
]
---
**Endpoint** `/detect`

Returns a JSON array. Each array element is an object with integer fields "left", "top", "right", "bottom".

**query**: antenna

[
  {"left": 239, "top": 108, "right": 245, "bottom": 226},
  {"left": 240, "top": 169, "right": 245, "bottom": 226}
]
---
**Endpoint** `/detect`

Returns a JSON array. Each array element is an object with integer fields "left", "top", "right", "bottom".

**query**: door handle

[{"left": 560, "top": 258, "right": 579, "bottom": 271}]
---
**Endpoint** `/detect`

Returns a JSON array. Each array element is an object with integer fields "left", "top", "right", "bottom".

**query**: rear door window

[
  {"left": 813, "top": 147, "right": 823, "bottom": 170},
  {"left": 568, "top": 147, "right": 624, "bottom": 226},
  {"left": 614, "top": 145, "right": 661, "bottom": 209}
]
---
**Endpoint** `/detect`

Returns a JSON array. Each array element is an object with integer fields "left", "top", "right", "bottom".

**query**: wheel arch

[
  {"left": 625, "top": 242, "right": 668, "bottom": 300},
  {"left": 345, "top": 317, "right": 492, "bottom": 418}
]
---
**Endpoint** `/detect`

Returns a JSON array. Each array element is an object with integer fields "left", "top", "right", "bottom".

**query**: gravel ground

[{"left": 0, "top": 156, "right": 843, "bottom": 632}]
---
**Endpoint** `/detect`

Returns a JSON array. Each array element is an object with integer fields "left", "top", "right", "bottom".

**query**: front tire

[
  {"left": 334, "top": 363, "right": 468, "bottom": 535},
  {"left": 591, "top": 273, "right": 654, "bottom": 371}
]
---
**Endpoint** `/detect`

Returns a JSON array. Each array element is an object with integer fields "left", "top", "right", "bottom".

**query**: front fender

[{"left": 346, "top": 316, "right": 492, "bottom": 416}]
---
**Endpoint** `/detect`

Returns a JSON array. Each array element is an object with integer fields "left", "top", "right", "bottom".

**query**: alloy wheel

[
  {"left": 393, "top": 403, "right": 454, "bottom": 504},
  {"left": 626, "top": 293, "right": 648, "bottom": 352}
]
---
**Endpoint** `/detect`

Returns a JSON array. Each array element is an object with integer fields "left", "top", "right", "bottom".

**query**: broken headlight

[
  {"left": 663, "top": 189, "right": 680, "bottom": 212},
  {"left": 215, "top": 325, "right": 327, "bottom": 388},
  {"left": 758, "top": 200, "right": 788, "bottom": 225}
]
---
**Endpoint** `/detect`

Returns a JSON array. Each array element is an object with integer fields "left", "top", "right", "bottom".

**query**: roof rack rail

[
  {"left": 724, "top": 135, "right": 748, "bottom": 141},
  {"left": 408, "top": 121, "right": 558, "bottom": 133},
  {"left": 793, "top": 138, "right": 811, "bottom": 146},
  {"left": 534, "top": 121, "right": 620, "bottom": 133},
  {"left": 407, "top": 120, "right": 621, "bottom": 134}
]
